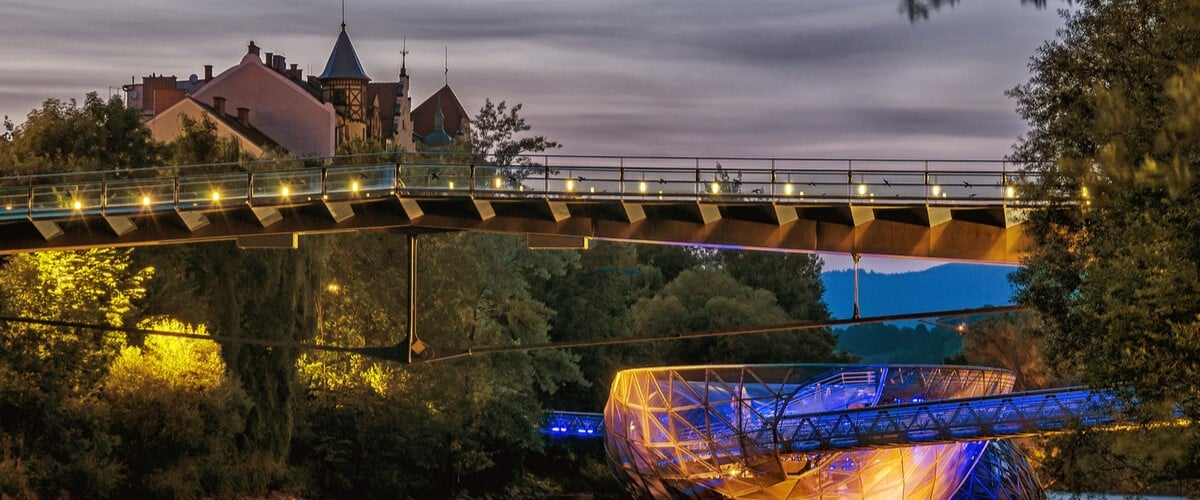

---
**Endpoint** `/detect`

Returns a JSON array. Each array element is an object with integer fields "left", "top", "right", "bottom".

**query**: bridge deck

[{"left": 0, "top": 155, "right": 1051, "bottom": 261}]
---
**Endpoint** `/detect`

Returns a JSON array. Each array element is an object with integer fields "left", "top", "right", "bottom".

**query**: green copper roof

[
  {"left": 423, "top": 101, "right": 453, "bottom": 147},
  {"left": 319, "top": 26, "right": 370, "bottom": 80}
]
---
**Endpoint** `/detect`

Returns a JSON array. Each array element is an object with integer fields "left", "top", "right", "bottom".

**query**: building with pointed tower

[
  {"left": 412, "top": 84, "right": 469, "bottom": 147},
  {"left": 318, "top": 21, "right": 372, "bottom": 145},
  {"left": 124, "top": 16, "right": 431, "bottom": 154}
]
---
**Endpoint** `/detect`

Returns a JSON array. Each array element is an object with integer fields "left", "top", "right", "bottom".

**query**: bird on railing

[
  {"left": 576, "top": 176, "right": 586, "bottom": 182},
  {"left": 659, "top": 178, "right": 667, "bottom": 185},
  {"left": 751, "top": 188, "right": 763, "bottom": 194},
  {"left": 883, "top": 179, "right": 891, "bottom": 187},
  {"left": 963, "top": 181, "right": 973, "bottom": 188},
  {"left": 430, "top": 172, "right": 440, "bottom": 180}
]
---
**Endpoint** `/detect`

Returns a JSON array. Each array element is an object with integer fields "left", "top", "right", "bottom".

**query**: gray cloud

[{"left": 0, "top": 0, "right": 1061, "bottom": 159}]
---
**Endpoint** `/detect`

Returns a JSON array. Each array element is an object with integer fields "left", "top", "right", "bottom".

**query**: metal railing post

[
  {"left": 924, "top": 161, "right": 929, "bottom": 204},
  {"left": 770, "top": 159, "right": 776, "bottom": 198},
  {"left": 847, "top": 160, "right": 854, "bottom": 200},
  {"left": 247, "top": 172, "right": 255, "bottom": 205},
  {"left": 695, "top": 158, "right": 701, "bottom": 198},
  {"left": 470, "top": 164, "right": 476, "bottom": 196},
  {"left": 619, "top": 158, "right": 625, "bottom": 200}
]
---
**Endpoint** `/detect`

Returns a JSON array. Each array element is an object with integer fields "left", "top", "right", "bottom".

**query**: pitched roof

[
  {"left": 367, "top": 82, "right": 398, "bottom": 132},
  {"left": 318, "top": 26, "right": 370, "bottom": 80},
  {"left": 187, "top": 97, "right": 282, "bottom": 150},
  {"left": 412, "top": 85, "right": 468, "bottom": 138}
]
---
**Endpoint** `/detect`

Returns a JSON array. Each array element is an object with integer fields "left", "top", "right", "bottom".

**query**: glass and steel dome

[{"left": 603, "top": 364, "right": 1044, "bottom": 499}]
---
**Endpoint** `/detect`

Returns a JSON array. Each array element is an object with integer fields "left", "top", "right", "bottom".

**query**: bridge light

[
  {"left": 931, "top": 184, "right": 941, "bottom": 197},
  {"left": 448, "top": 181, "right": 455, "bottom": 190},
  {"left": 351, "top": 181, "right": 360, "bottom": 193},
  {"left": 565, "top": 179, "right": 575, "bottom": 192},
  {"left": 590, "top": 186, "right": 595, "bottom": 193},
  {"left": 4, "top": 205, "right": 11, "bottom": 211},
  {"left": 639, "top": 180, "right": 648, "bottom": 193},
  {"left": 1081, "top": 186, "right": 1090, "bottom": 199},
  {"left": 211, "top": 191, "right": 220, "bottom": 202},
  {"left": 1005, "top": 185, "right": 1016, "bottom": 199},
  {"left": 710, "top": 181, "right": 720, "bottom": 194},
  {"left": 784, "top": 182, "right": 794, "bottom": 196},
  {"left": 799, "top": 190, "right": 805, "bottom": 197},
  {"left": 142, "top": 196, "right": 151, "bottom": 207},
  {"left": 73, "top": 200, "right": 82, "bottom": 211},
  {"left": 857, "top": 183, "right": 868, "bottom": 196},
  {"left": 281, "top": 186, "right": 290, "bottom": 197},
  {"left": 494, "top": 176, "right": 503, "bottom": 189}
]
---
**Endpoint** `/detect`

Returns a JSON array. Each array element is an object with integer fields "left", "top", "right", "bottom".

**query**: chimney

[
  {"left": 264, "top": 52, "right": 273, "bottom": 66},
  {"left": 204, "top": 64, "right": 213, "bottom": 81},
  {"left": 213, "top": 96, "right": 226, "bottom": 116},
  {"left": 273, "top": 55, "right": 285, "bottom": 71},
  {"left": 236, "top": 107, "right": 250, "bottom": 127},
  {"left": 247, "top": 41, "right": 260, "bottom": 56}
]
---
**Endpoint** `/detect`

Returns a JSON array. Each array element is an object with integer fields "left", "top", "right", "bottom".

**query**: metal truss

[{"left": 777, "top": 386, "right": 1123, "bottom": 452}]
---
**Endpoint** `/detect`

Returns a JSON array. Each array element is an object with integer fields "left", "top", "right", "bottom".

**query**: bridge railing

[{"left": 0, "top": 153, "right": 1052, "bottom": 223}]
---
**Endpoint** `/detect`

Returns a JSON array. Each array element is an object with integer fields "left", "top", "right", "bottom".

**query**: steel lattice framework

[{"left": 601, "top": 364, "right": 1089, "bottom": 499}]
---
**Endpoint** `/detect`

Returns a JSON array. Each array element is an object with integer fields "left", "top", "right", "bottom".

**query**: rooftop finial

[
  {"left": 340, "top": 0, "right": 346, "bottom": 30},
  {"left": 444, "top": 46, "right": 448, "bottom": 86},
  {"left": 400, "top": 37, "right": 409, "bottom": 76}
]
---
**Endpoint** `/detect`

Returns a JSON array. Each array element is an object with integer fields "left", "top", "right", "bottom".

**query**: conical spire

[{"left": 319, "top": 23, "right": 370, "bottom": 80}]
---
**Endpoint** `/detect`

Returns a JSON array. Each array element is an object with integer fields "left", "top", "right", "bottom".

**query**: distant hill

[
  {"left": 821, "top": 263, "right": 1015, "bottom": 320},
  {"left": 820, "top": 263, "right": 1016, "bottom": 363}
]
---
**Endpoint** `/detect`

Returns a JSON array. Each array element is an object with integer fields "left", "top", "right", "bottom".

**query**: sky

[{"left": 0, "top": 0, "right": 1061, "bottom": 273}]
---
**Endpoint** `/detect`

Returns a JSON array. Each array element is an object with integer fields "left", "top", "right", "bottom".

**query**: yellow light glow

[
  {"left": 857, "top": 183, "right": 867, "bottom": 196},
  {"left": 710, "top": 182, "right": 720, "bottom": 194},
  {"left": 142, "top": 196, "right": 151, "bottom": 206},
  {"left": 519, "top": 185, "right": 525, "bottom": 191},
  {"left": 639, "top": 180, "right": 648, "bottom": 193},
  {"left": 4, "top": 205, "right": 11, "bottom": 211},
  {"left": 326, "top": 283, "right": 340, "bottom": 293},
  {"left": 565, "top": 179, "right": 575, "bottom": 192},
  {"left": 590, "top": 186, "right": 595, "bottom": 193},
  {"left": 211, "top": 191, "right": 220, "bottom": 202},
  {"left": 784, "top": 182, "right": 794, "bottom": 195},
  {"left": 351, "top": 181, "right": 360, "bottom": 193},
  {"left": 1081, "top": 186, "right": 1090, "bottom": 199},
  {"left": 799, "top": 191, "right": 805, "bottom": 197},
  {"left": 448, "top": 181, "right": 455, "bottom": 190},
  {"left": 494, "top": 177, "right": 503, "bottom": 189},
  {"left": 931, "top": 184, "right": 942, "bottom": 196},
  {"left": 73, "top": 200, "right": 82, "bottom": 210},
  {"left": 1005, "top": 185, "right": 1016, "bottom": 199},
  {"left": 281, "top": 186, "right": 290, "bottom": 197}
]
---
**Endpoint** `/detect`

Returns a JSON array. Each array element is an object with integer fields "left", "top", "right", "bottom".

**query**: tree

[
  {"left": 1009, "top": 0, "right": 1200, "bottom": 491},
  {"left": 0, "top": 93, "right": 161, "bottom": 176},
  {"left": 471, "top": 99, "right": 559, "bottom": 179},
  {"left": 0, "top": 250, "right": 151, "bottom": 497},
  {"left": 631, "top": 268, "right": 845, "bottom": 365}
]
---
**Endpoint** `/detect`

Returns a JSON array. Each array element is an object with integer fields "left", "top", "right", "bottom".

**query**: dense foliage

[
  {"left": 1009, "top": 0, "right": 1200, "bottom": 493},
  {"left": 0, "top": 94, "right": 840, "bottom": 498}
]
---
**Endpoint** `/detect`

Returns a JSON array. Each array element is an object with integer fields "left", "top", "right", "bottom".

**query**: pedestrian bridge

[{"left": 0, "top": 153, "right": 1056, "bottom": 261}]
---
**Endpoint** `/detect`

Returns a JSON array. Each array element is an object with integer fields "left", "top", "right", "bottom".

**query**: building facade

[{"left": 125, "top": 21, "right": 467, "bottom": 156}]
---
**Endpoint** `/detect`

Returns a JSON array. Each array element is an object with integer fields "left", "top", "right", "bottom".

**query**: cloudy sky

[{"left": 0, "top": 0, "right": 1062, "bottom": 272}]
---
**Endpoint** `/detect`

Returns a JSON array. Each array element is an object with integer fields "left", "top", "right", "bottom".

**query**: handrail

[{"left": 0, "top": 154, "right": 1067, "bottom": 224}]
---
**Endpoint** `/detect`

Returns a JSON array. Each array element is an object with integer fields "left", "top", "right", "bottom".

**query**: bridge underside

[{"left": 0, "top": 195, "right": 1031, "bottom": 262}]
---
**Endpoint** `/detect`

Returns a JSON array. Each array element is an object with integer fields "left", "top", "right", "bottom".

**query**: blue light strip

[{"left": 545, "top": 387, "right": 1131, "bottom": 449}]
